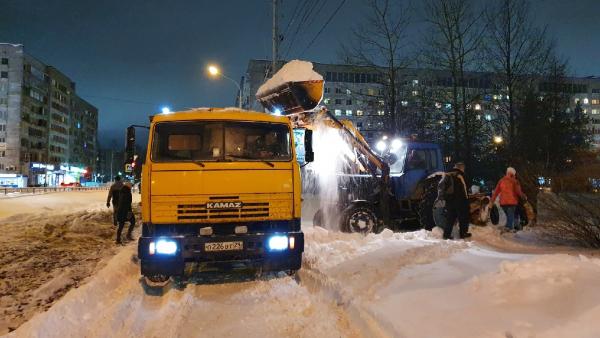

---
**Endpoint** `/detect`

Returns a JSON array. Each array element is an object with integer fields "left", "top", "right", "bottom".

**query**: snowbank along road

[{"left": 3, "top": 191, "right": 600, "bottom": 337}]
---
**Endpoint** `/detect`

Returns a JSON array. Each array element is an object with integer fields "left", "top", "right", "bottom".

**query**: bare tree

[
  {"left": 484, "top": 0, "right": 553, "bottom": 158},
  {"left": 340, "top": 0, "right": 412, "bottom": 135},
  {"left": 421, "top": 0, "right": 486, "bottom": 165}
]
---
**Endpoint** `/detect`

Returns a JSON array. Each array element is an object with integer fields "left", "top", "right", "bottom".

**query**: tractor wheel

[
  {"left": 418, "top": 177, "right": 442, "bottom": 230},
  {"left": 340, "top": 204, "right": 377, "bottom": 234}
]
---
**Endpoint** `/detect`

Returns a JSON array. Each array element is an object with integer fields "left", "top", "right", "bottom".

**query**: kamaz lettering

[{"left": 206, "top": 202, "right": 243, "bottom": 209}]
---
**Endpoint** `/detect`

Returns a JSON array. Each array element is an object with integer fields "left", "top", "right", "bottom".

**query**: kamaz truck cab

[{"left": 132, "top": 108, "right": 306, "bottom": 285}]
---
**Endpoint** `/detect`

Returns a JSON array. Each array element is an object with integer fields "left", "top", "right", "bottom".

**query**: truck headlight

[
  {"left": 268, "top": 235, "right": 288, "bottom": 251},
  {"left": 149, "top": 239, "right": 177, "bottom": 255}
]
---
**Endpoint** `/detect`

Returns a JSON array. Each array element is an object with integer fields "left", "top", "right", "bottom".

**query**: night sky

[{"left": 2, "top": 0, "right": 599, "bottom": 147}]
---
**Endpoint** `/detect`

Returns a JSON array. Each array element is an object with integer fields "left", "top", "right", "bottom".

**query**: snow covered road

[
  {"left": 3, "top": 192, "right": 600, "bottom": 337},
  {"left": 7, "top": 225, "right": 600, "bottom": 338}
]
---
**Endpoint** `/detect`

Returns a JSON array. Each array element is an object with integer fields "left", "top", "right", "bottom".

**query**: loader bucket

[{"left": 256, "top": 80, "right": 324, "bottom": 115}]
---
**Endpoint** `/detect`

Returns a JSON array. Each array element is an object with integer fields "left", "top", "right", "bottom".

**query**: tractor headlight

[
  {"left": 149, "top": 239, "right": 178, "bottom": 255},
  {"left": 268, "top": 235, "right": 288, "bottom": 251}
]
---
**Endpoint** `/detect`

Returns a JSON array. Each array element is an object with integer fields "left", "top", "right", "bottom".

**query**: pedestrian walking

[
  {"left": 106, "top": 175, "right": 123, "bottom": 226},
  {"left": 489, "top": 167, "right": 527, "bottom": 232},
  {"left": 116, "top": 181, "right": 135, "bottom": 244},
  {"left": 437, "top": 162, "right": 472, "bottom": 240}
]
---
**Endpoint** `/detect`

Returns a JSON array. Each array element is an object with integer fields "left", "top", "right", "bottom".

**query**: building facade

[
  {"left": 0, "top": 43, "right": 98, "bottom": 187},
  {"left": 242, "top": 59, "right": 600, "bottom": 149}
]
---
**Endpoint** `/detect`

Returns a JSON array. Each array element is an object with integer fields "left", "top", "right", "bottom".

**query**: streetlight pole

[
  {"left": 221, "top": 73, "right": 243, "bottom": 109},
  {"left": 207, "top": 65, "right": 243, "bottom": 109}
]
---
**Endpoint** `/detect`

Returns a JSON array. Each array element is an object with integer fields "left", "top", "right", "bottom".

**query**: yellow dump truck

[{"left": 130, "top": 108, "right": 309, "bottom": 285}]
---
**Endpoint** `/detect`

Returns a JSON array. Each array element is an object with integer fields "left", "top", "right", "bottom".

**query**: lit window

[
  {"left": 435, "top": 102, "right": 442, "bottom": 109},
  {"left": 485, "top": 114, "right": 492, "bottom": 121},
  {"left": 592, "top": 99, "right": 600, "bottom": 105},
  {"left": 412, "top": 90, "right": 418, "bottom": 96},
  {"left": 401, "top": 101, "right": 408, "bottom": 107},
  {"left": 334, "top": 109, "right": 342, "bottom": 116},
  {"left": 377, "top": 110, "right": 385, "bottom": 115},
  {"left": 412, "top": 79, "right": 419, "bottom": 86},
  {"left": 323, "top": 98, "right": 330, "bottom": 104},
  {"left": 346, "top": 110, "right": 352, "bottom": 116},
  {"left": 357, "top": 110, "right": 364, "bottom": 116},
  {"left": 592, "top": 109, "right": 598, "bottom": 114},
  {"left": 346, "top": 89, "right": 351, "bottom": 95},
  {"left": 474, "top": 104, "right": 481, "bottom": 111},
  {"left": 575, "top": 98, "right": 580, "bottom": 104},
  {"left": 584, "top": 98, "right": 589, "bottom": 104}
]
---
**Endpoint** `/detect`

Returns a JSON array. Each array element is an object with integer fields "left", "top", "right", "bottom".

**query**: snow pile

[
  {"left": 256, "top": 60, "right": 323, "bottom": 96},
  {"left": 0, "top": 190, "right": 117, "bottom": 221},
  {"left": 303, "top": 226, "right": 448, "bottom": 271},
  {"left": 365, "top": 252, "right": 600, "bottom": 338}
]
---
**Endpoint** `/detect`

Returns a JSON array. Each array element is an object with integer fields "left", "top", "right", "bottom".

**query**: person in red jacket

[{"left": 488, "top": 167, "right": 527, "bottom": 232}]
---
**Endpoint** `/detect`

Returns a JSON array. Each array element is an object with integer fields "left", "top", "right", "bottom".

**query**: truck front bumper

[{"left": 138, "top": 232, "right": 304, "bottom": 277}]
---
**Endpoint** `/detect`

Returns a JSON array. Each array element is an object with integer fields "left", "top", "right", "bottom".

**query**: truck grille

[{"left": 177, "top": 202, "right": 269, "bottom": 220}]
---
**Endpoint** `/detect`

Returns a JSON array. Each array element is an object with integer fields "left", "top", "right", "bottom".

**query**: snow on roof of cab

[{"left": 256, "top": 60, "right": 323, "bottom": 97}]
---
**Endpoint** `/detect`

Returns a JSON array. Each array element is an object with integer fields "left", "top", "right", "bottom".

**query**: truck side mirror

[
  {"left": 304, "top": 129, "right": 314, "bottom": 163},
  {"left": 125, "top": 126, "right": 136, "bottom": 163}
]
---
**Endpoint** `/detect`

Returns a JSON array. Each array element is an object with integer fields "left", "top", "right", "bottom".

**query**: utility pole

[{"left": 272, "top": 0, "right": 279, "bottom": 74}]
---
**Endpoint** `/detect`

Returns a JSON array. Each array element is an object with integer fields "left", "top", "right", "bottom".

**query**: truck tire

[
  {"left": 340, "top": 204, "right": 377, "bottom": 234},
  {"left": 418, "top": 176, "right": 442, "bottom": 230},
  {"left": 142, "top": 275, "right": 170, "bottom": 295}
]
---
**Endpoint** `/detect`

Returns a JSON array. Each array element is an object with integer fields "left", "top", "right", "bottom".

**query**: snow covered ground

[
  {"left": 3, "top": 192, "right": 600, "bottom": 337},
  {"left": 0, "top": 191, "right": 140, "bottom": 334}
]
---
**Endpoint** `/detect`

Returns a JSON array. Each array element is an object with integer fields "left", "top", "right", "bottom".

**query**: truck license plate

[{"left": 205, "top": 241, "right": 243, "bottom": 252}]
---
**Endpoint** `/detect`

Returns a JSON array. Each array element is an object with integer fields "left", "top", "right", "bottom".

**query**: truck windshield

[{"left": 152, "top": 121, "right": 291, "bottom": 162}]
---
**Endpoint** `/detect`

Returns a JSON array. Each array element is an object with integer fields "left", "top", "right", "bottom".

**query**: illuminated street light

[
  {"left": 207, "top": 65, "right": 219, "bottom": 76},
  {"left": 493, "top": 135, "right": 504, "bottom": 144},
  {"left": 206, "top": 64, "right": 242, "bottom": 109}
]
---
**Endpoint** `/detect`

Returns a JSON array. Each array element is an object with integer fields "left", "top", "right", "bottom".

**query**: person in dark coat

[
  {"left": 437, "top": 162, "right": 472, "bottom": 240},
  {"left": 106, "top": 176, "right": 123, "bottom": 226},
  {"left": 116, "top": 181, "right": 135, "bottom": 244}
]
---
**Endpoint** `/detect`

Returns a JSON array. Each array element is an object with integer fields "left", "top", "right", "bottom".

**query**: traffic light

[{"left": 125, "top": 126, "right": 136, "bottom": 164}]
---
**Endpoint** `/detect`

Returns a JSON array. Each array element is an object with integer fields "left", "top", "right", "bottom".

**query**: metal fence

[{"left": 2, "top": 186, "right": 109, "bottom": 195}]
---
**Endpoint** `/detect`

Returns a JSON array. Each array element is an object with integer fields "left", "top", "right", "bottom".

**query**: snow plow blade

[{"left": 256, "top": 80, "right": 324, "bottom": 115}]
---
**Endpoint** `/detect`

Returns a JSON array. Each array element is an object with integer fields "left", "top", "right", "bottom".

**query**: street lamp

[
  {"left": 493, "top": 135, "right": 504, "bottom": 144},
  {"left": 206, "top": 64, "right": 242, "bottom": 109}
]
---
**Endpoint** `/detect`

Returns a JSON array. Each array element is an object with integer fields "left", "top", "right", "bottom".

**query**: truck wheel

[
  {"left": 341, "top": 204, "right": 376, "bottom": 234},
  {"left": 418, "top": 177, "right": 441, "bottom": 230},
  {"left": 142, "top": 275, "right": 170, "bottom": 295}
]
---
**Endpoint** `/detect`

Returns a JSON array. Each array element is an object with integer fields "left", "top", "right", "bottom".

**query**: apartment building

[
  {"left": 0, "top": 43, "right": 98, "bottom": 187},
  {"left": 242, "top": 59, "right": 600, "bottom": 149}
]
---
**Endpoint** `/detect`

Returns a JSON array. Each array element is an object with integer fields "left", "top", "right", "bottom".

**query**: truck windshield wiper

[
  {"left": 192, "top": 161, "right": 205, "bottom": 167},
  {"left": 226, "top": 154, "right": 275, "bottom": 167}
]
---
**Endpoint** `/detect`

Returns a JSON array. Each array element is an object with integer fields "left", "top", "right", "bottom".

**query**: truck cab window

[{"left": 152, "top": 121, "right": 291, "bottom": 162}]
